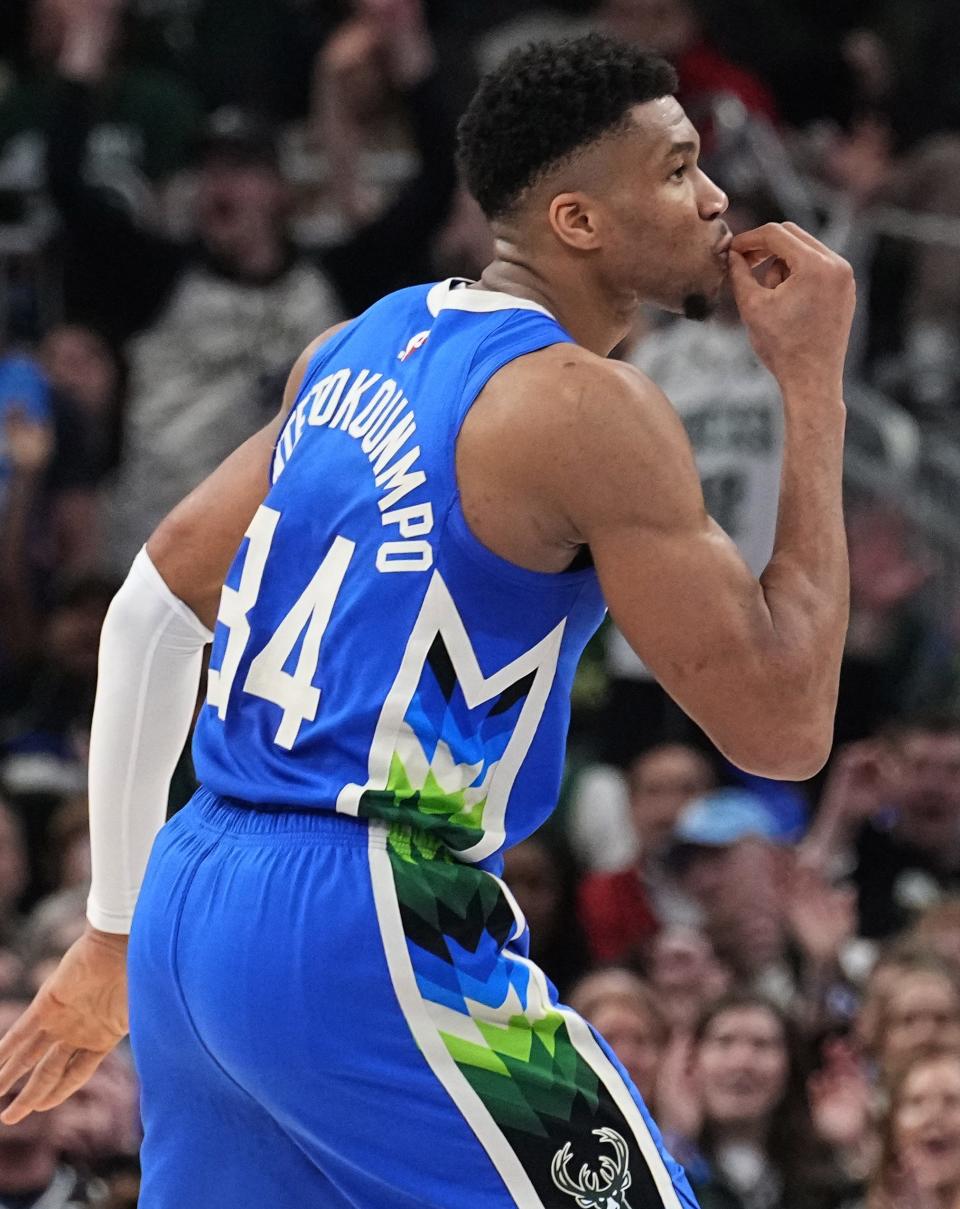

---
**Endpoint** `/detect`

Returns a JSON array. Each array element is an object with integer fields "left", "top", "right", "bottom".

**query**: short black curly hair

[{"left": 457, "top": 34, "right": 678, "bottom": 220}]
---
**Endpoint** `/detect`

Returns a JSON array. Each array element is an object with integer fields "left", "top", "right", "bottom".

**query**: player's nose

[{"left": 697, "top": 170, "right": 728, "bottom": 221}]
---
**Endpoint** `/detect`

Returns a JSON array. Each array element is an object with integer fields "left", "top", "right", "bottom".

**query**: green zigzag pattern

[
  {"left": 386, "top": 829, "right": 602, "bottom": 1138},
  {"left": 442, "top": 1012, "right": 601, "bottom": 1137}
]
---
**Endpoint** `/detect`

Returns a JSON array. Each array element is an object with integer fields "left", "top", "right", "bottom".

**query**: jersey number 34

[{"left": 206, "top": 505, "right": 355, "bottom": 749}]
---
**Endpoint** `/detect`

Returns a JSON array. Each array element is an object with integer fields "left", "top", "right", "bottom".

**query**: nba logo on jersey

[{"left": 398, "top": 330, "right": 430, "bottom": 362}]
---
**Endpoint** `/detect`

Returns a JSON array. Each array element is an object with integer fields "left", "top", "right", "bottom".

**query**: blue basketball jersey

[{"left": 192, "top": 279, "right": 607, "bottom": 867}]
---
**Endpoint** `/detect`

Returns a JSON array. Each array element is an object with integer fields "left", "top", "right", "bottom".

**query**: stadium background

[{"left": 3, "top": 0, "right": 960, "bottom": 1205}]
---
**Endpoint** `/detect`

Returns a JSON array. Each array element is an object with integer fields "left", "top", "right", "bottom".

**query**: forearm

[
  {"left": 87, "top": 549, "right": 211, "bottom": 933},
  {"left": 759, "top": 395, "right": 849, "bottom": 734}
]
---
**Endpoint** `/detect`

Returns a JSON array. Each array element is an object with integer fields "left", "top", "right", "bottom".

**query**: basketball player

[{"left": 0, "top": 34, "right": 853, "bottom": 1209}]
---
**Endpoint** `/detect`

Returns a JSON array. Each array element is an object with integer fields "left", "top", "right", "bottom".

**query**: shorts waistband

[{"left": 188, "top": 785, "right": 385, "bottom": 847}]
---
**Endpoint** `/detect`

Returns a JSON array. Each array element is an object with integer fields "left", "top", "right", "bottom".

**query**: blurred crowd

[{"left": 2, "top": 1, "right": 960, "bottom": 1206}]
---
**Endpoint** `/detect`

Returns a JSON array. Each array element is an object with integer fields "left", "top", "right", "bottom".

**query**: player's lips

[{"left": 716, "top": 233, "right": 733, "bottom": 257}]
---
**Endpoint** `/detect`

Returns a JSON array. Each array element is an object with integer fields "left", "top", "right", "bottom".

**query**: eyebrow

[{"left": 666, "top": 140, "right": 699, "bottom": 159}]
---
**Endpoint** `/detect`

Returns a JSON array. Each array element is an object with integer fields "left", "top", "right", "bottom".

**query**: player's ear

[{"left": 548, "top": 193, "right": 602, "bottom": 252}]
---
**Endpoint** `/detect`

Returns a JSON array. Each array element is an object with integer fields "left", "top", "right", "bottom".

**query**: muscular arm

[
  {"left": 480, "top": 224, "right": 851, "bottom": 781},
  {"left": 554, "top": 358, "right": 846, "bottom": 779}
]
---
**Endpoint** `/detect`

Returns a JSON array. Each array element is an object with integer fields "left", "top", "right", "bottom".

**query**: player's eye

[{"left": 670, "top": 164, "right": 687, "bottom": 182}]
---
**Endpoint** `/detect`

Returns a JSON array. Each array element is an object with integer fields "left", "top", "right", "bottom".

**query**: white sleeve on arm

[{"left": 86, "top": 547, "right": 213, "bottom": 934}]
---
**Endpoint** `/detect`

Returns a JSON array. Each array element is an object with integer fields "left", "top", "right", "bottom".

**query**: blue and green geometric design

[
  {"left": 359, "top": 634, "right": 535, "bottom": 853},
  {"left": 383, "top": 823, "right": 667, "bottom": 1206}
]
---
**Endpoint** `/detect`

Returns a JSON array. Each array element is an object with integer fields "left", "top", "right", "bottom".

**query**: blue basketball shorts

[{"left": 127, "top": 787, "right": 700, "bottom": 1208}]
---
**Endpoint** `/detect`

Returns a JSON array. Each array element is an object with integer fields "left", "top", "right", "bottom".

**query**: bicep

[
  {"left": 145, "top": 323, "right": 350, "bottom": 628},
  {"left": 562, "top": 368, "right": 775, "bottom": 740},
  {"left": 591, "top": 513, "right": 770, "bottom": 714}
]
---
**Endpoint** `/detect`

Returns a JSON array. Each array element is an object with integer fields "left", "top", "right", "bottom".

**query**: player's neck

[{"left": 477, "top": 251, "right": 635, "bottom": 357}]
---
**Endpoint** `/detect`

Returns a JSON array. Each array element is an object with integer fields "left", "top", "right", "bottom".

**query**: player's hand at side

[
  {"left": 0, "top": 926, "right": 128, "bottom": 1125},
  {"left": 728, "top": 222, "right": 856, "bottom": 401}
]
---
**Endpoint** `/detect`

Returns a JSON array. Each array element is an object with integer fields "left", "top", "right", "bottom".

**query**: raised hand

[
  {"left": 355, "top": 0, "right": 433, "bottom": 85},
  {"left": 729, "top": 222, "right": 856, "bottom": 401},
  {"left": 0, "top": 928, "right": 128, "bottom": 1125},
  {"left": 797, "top": 739, "right": 893, "bottom": 877},
  {"left": 53, "top": 0, "right": 126, "bottom": 81},
  {"left": 785, "top": 864, "right": 856, "bottom": 967},
  {"left": 808, "top": 1039, "right": 875, "bottom": 1152},
  {"left": 654, "top": 1032, "right": 702, "bottom": 1142}
]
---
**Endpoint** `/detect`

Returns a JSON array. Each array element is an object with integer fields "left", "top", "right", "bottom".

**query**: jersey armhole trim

[{"left": 440, "top": 320, "right": 594, "bottom": 593}]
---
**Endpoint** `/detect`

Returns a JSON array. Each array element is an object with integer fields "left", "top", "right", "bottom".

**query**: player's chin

[{"left": 681, "top": 262, "right": 727, "bottom": 321}]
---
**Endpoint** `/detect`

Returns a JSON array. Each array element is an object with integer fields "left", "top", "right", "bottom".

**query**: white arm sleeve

[{"left": 86, "top": 547, "right": 213, "bottom": 933}]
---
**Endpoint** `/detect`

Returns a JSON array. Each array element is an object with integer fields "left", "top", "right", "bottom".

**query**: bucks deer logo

[{"left": 551, "top": 1128, "right": 634, "bottom": 1208}]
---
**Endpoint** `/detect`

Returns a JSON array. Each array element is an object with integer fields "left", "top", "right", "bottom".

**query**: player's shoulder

[
  {"left": 505, "top": 341, "right": 663, "bottom": 405},
  {"left": 470, "top": 341, "right": 690, "bottom": 523},
  {"left": 497, "top": 341, "right": 680, "bottom": 451}
]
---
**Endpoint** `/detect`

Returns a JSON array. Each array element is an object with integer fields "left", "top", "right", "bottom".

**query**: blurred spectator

[
  {"left": 599, "top": 0, "right": 778, "bottom": 129},
  {"left": 570, "top": 736, "right": 714, "bottom": 875},
  {"left": 911, "top": 899, "right": 960, "bottom": 972},
  {"left": 44, "top": 0, "right": 457, "bottom": 572},
  {"left": 1, "top": 576, "right": 112, "bottom": 778},
  {"left": 0, "top": 351, "right": 50, "bottom": 508},
  {"left": 668, "top": 791, "right": 782, "bottom": 918},
  {"left": 564, "top": 760, "right": 635, "bottom": 874},
  {"left": 0, "top": 0, "right": 202, "bottom": 196},
  {"left": 872, "top": 961, "right": 960, "bottom": 1085},
  {"left": 313, "top": 0, "right": 435, "bottom": 227},
  {"left": 855, "top": 944, "right": 959, "bottom": 1066},
  {"left": 0, "top": 341, "right": 122, "bottom": 683},
  {"left": 52, "top": 1049, "right": 140, "bottom": 1172},
  {"left": 868, "top": 1049, "right": 960, "bottom": 1209},
  {"left": 836, "top": 507, "right": 950, "bottom": 745},
  {"left": 39, "top": 324, "right": 125, "bottom": 577},
  {"left": 648, "top": 925, "right": 730, "bottom": 1034},
  {"left": 576, "top": 745, "right": 717, "bottom": 964},
  {"left": 660, "top": 992, "right": 854, "bottom": 1209},
  {"left": 803, "top": 716, "right": 960, "bottom": 940},
  {"left": 0, "top": 994, "right": 90, "bottom": 1207},
  {"left": 501, "top": 831, "right": 590, "bottom": 997},
  {"left": 567, "top": 968, "right": 669, "bottom": 1108},
  {"left": 699, "top": 830, "right": 791, "bottom": 1005}
]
